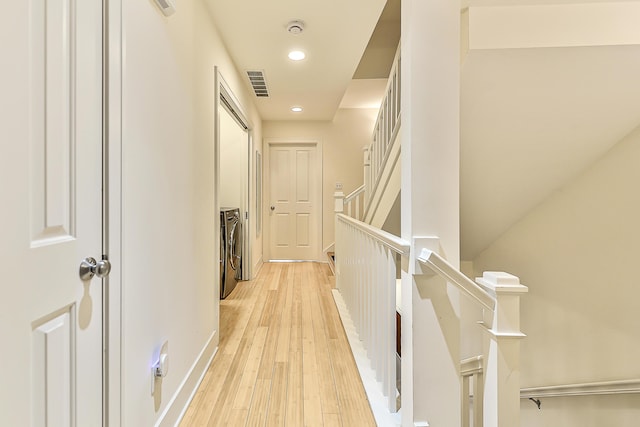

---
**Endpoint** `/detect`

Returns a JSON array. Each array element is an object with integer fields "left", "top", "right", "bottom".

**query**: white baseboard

[{"left": 155, "top": 330, "right": 218, "bottom": 427}]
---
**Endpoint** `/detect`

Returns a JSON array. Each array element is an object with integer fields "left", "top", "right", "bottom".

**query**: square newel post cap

[
  {"left": 477, "top": 271, "right": 527, "bottom": 337},
  {"left": 476, "top": 271, "right": 528, "bottom": 295},
  {"left": 363, "top": 149, "right": 371, "bottom": 166},
  {"left": 334, "top": 187, "right": 344, "bottom": 213}
]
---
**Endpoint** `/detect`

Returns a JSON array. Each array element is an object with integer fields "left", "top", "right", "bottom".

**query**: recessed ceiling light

[
  {"left": 291, "top": 106, "right": 303, "bottom": 112},
  {"left": 288, "top": 50, "right": 306, "bottom": 61}
]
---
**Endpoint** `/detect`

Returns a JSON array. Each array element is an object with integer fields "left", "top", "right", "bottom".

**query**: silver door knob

[
  {"left": 270, "top": 206, "right": 275, "bottom": 211},
  {"left": 79, "top": 257, "right": 112, "bottom": 281}
]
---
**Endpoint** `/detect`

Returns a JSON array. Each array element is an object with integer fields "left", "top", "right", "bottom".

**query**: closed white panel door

[
  {"left": 269, "top": 144, "right": 320, "bottom": 260},
  {"left": 0, "top": 0, "right": 103, "bottom": 425}
]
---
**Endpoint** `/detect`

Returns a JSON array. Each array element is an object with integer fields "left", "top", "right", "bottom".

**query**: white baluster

[
  {"left": 462, "top": 374, "right": 470, "bottom": 427},
  {"left": 474, "top": 368, "right": 484, "bottom": 427},
  {"left": 334, "top": 214, "right": 407, "bottom": 415},
  {"left": 386, "top": 246, "right": 398, "bottom": 412},
  {"left": 461, "top": 356, "right": 483, "bottom": 427},
  {"left": 356, "top": 231, "right": 362, "bottom": 340},
  {"left": 366, "top": 238, "right": 372, "bottom": 361},
  {"left": 373, "top": 242, "right": 382, "bottom": 381}
]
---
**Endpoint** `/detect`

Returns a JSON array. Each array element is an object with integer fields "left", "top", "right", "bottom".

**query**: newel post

[
  {"left": 476, "top": 272, "right": 528, "bottom": 427},
  {"left": 334, "top": 185, "right": 344, "bottom": 290},
  {"left": 363, "top": 146, "right": 371, "bottom": 204},
  {"left": 334, "top": 183, "right": 344, "bottom": 214}
]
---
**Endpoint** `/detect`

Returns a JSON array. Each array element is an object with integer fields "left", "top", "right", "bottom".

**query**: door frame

[
  {"left": 215, "top": 68, "right": 254, "bottom": 281},
  {"left": 105, "top": 0, "right": 123, "bottom": 423},
  {"left": 264, "top": 138, "right": 323, "bottom": 261}
]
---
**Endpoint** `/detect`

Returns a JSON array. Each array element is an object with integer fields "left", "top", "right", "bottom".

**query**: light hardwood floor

[{"left": 180, "top": 262, "right": 376, "bottom": 426}]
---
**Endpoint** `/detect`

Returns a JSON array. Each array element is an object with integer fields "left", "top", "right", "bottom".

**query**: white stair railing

[
  {"left": 417, "top": 248, "right": 528, "bottom": 427},
  {"left": 335, "top": 213, "right": 410, "bottom": 412},
  {"left": 461, "top": 356, "right": 484, "bottom": 427},
  {"left": 343, "top": 184, "right": 365, "bottom": 221},
  {"left": 364, "top": 44, "right": 401, "bottom": 217}
]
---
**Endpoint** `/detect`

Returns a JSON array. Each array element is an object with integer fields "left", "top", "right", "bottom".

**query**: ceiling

[{"left": 205, "top": 0, "right": 388, "bottom": 121}]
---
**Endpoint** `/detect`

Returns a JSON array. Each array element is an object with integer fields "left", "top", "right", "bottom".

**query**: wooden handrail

[
  {"left": 417, "top": 248, "right": 495, "bottom": 312},
  {"left": 521, "top": 379, "right": 640, "bottom": 398},
  {"left": 461, "top": 355, "right": 484, "bottom": 377},
  {"left": 336, "top": 213, "right": 410, "bottom": 256},
  {"left": 344, "top": 184, "right": 365, "bottom": 203}
]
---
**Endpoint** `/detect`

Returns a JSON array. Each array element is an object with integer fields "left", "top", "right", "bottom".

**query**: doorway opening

[{"left": 215, "top": 70, "right": 254, "bottom": 293}]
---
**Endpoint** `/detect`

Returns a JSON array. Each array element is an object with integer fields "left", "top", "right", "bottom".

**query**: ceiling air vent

[
  {"left": 246, "top": 70, "right": 270, "bottom": 98},
  {"left": 153, "top": 0, "right": 175, "bottom": 16}
]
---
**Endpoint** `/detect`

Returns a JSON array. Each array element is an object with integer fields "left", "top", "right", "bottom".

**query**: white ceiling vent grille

[
  {"left": 246, "top": 70, "right": 270, "bottom": 98},
  {"left": 154, "top": 0, "right": 175, "bottom": 16}
]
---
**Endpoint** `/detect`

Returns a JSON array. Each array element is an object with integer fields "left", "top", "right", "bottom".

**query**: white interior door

[
  {"left": 0, "top": 0, "right": 104, "bottom": 425},
  {"left": 219, "top": 107, "right": 249, "bottom": 279},
  {"left": 217, "top": 77, "right": 253, "bottom": 279},
  {"left": 268, "top": 143, "right": 321, "bottom": 261}
]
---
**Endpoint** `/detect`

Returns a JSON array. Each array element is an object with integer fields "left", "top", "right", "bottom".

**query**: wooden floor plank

[
  {"left": 323, "top": 413, "right": 342, "bottom": 427},
  {"left": 301, "top": 265, "right": 324, "bottom": 426},
  {"left": 180, "top": 362, "right": 214, "bottom": 424},
  {"left": 265, "top": 362, "right": 288, "bottom": 426},
  {"left": 309, "top": 272, "right": 340, "bottom": 415},
  {"left": 246, "top": 378, "right": 272, "bottom": 426},
  {"left": 184, "top": 354, "right": 233, "bottom": 426},
  {"left": 285, "top": 350, "right": 304, "bottom": 427},
  {"left": 339, "top": 398, "right": 377, "bottom": 427},
  {"left": 285, "top": 266, "right": 304, "bottom": 426},
  {"left": 220, "top": 268, "right": 263, "bottom": 356},
  {"left": 231, "top": 326, "right": 268, "bottom": 410},
  {"left": 274, "top": 266, "right": 294, "bottom": 363},
  {"left": 205, "top": 338, "right": 253, "bottom": 426},
  {"left": 289, "top": 264, "right": 303, "bottom": 354},
  {"left": 225, "top": 408, "right": 248, "bottom": 427},
  {"left": 180, "top": 262, "right": 376, "bottom": 427},
  {"left": 257, "top": 265, "right": 290, "bottom": 380},
  {"left": 259, "top": 290, "right": 279, "bottom": 327},
  {"left": 205, "top": 277, "right": 272, "bottom": 426}
]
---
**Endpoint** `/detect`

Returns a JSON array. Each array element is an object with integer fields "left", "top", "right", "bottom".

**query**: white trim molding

[
  {"left": 157, "top": 331, "right": 218, "bottom": 426},
  {"left": 468, "top": 3, "right": 640, "bottom": 50},
  {"left": 521, "top": 379, "right": 640, "bottom": 399}
]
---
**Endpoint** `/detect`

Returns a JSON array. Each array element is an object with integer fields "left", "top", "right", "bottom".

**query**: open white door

[
  {"left": 0, "top": 0, "right": 104, "bottom": 425},
  {"left": 216, "top": 72, "right": 254, "bottom": 279},
  {"left": 268, "top": 142, "right": 321, "bottom": 261}
]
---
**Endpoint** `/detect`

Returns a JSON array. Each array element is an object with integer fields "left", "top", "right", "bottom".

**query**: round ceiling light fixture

[
  {"left": 286, "top": 20, "right": 305, "bottom": 35},
  {"left": 291, "top": 106, "right": 303, "bottom": 113},
  {"left": 288, "top": 50, "right": 306, "bottom": 61}
]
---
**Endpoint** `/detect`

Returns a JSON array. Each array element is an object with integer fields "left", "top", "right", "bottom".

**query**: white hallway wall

[
  {"left": 121, "top": 1, "right": 261, "bottom": 424},
  {"left": 472, "top": 125, "right": 640, "bottom": 425},
  {"left": 263, "top": 108, "right": 378, "bottom": 256}
]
